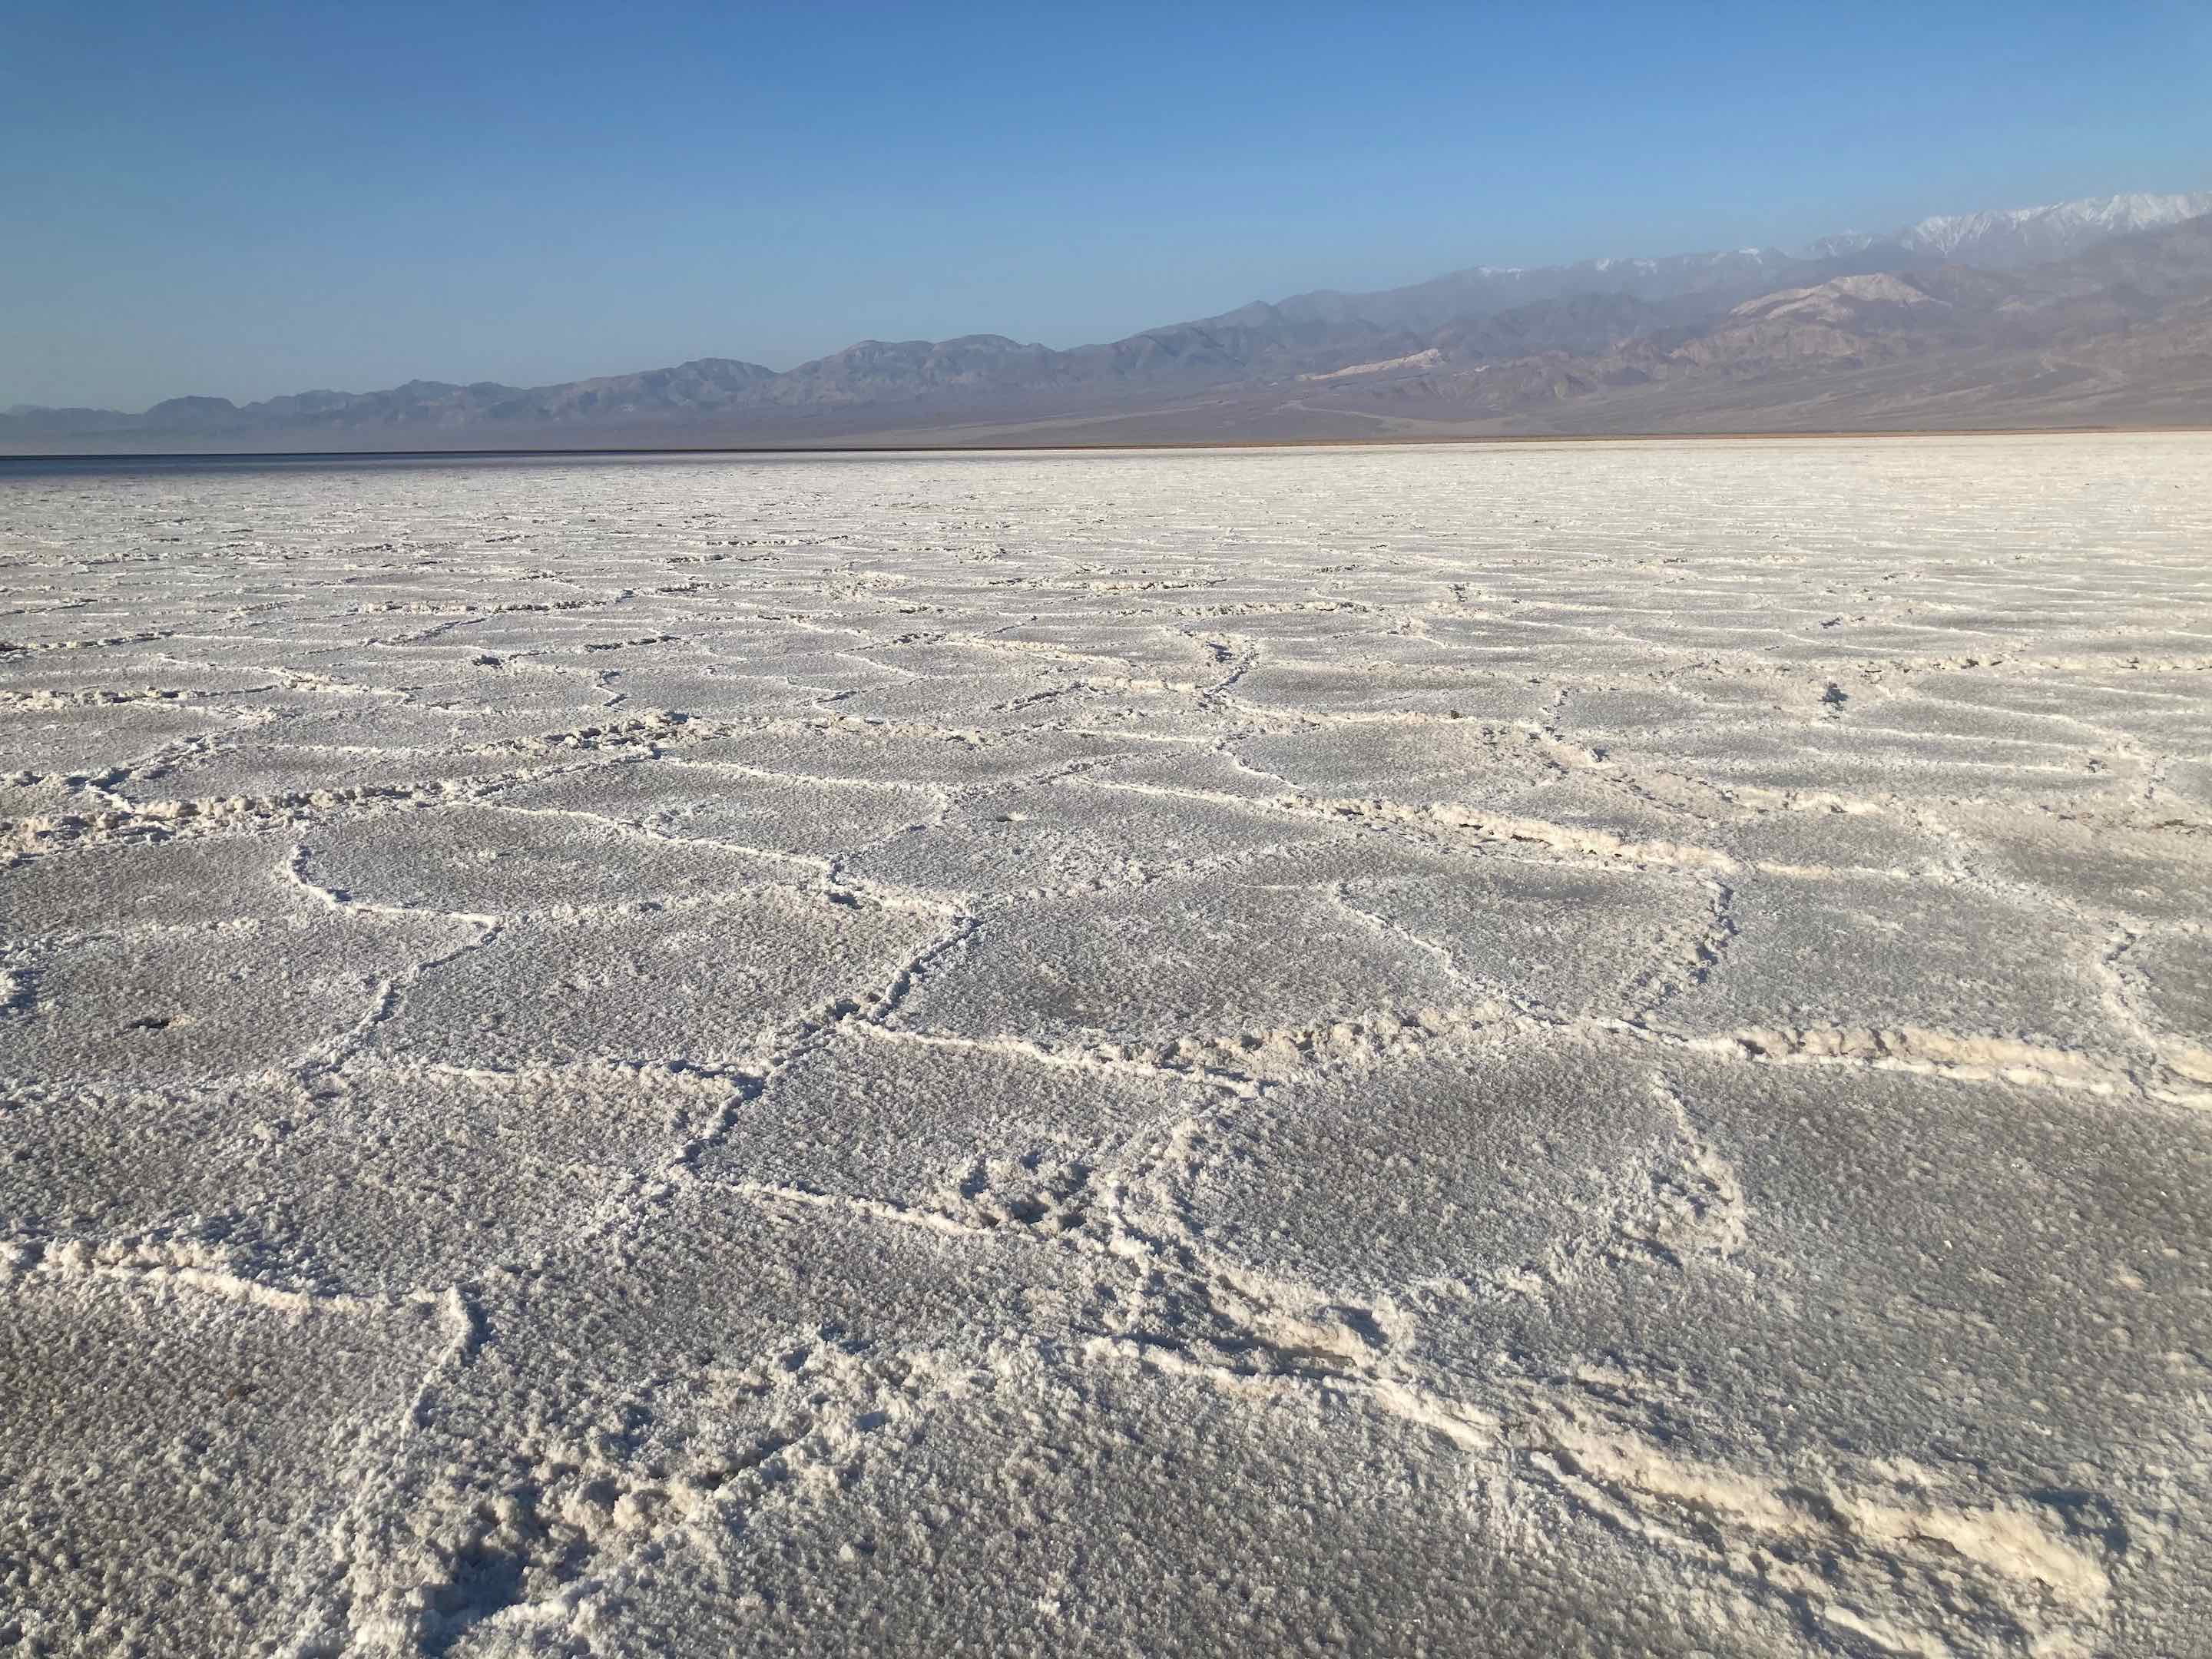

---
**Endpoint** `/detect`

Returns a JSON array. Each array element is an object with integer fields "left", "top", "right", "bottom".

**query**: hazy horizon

[
  {"left": 8, "top": 0, "right": 2210, "bottom": 410},
  {"left": 12, "top": 181, "right": 2212, "bottom": 419}
]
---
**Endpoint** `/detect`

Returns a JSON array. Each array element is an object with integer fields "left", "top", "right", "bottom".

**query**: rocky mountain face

[
  {"left": 1309, "top": 211, "right": 2212, "bottom": 432},
  {"left": 1892, "top": 190, "right": 2212, "bottom": 261},
  {"left": 6, "top": 190, "right": 2209, "bottom": 450},
  {"left": 1187, "top": 190, "right": 2212, "bottom": 339}
]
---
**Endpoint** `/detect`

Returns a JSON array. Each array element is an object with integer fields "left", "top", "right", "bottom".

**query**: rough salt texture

[{"left": 2, "top": 433, "right": 2210, "bottom": 1658}]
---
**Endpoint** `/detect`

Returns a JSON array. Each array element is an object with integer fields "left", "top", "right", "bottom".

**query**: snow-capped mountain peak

[{"left": 1896, "top": 190, "right": 2212, "bottom": 260}]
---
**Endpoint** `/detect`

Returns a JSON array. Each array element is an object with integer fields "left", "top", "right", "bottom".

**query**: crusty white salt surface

[{"left": 2, "top": 433, "right": 2210, "bottom": 1657}]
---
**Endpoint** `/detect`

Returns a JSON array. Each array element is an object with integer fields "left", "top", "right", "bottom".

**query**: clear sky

[{"left": 6, "top": 0, "right": 2208, "bottom": 409}]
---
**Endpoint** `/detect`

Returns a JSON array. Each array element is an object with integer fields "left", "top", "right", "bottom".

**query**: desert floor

[{"left": 3, "top": 434, "right": 2209, "bottom": 1657}]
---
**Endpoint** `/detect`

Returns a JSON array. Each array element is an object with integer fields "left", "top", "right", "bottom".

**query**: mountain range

[{"left": 8, "top": 190, "right": 2210, "bottom": 452}]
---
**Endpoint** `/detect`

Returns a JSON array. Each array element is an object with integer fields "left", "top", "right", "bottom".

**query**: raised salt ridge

[{"left": 2, "top": 433, "right": 2210, "bottom": 1656}]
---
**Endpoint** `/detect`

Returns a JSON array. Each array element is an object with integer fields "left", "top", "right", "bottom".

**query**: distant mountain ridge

[
  {"left": 6, "top": 189, "right": 2210, "bottom": 450},
  {"left": 1892, "top": 190, "right": 2212, "bottom": 258},
  {"left": 1190, "top": 190, "right": 2212, "bottom": 337},
  {"left": 1307, "top": 209, "right": 2212, "bottom": 434}
]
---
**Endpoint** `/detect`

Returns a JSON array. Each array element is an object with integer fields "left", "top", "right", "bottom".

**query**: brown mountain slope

[
  {"left": 1274, "top": 215, "right": 2212, "bottom": 435},
  {"left": 5, "top": 205, "right": 2209, "bottom": 452}
]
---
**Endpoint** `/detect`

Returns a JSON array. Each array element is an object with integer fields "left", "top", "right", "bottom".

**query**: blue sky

[{"left": 6, "top": 0, "right": 2208, "bottom": 409}]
